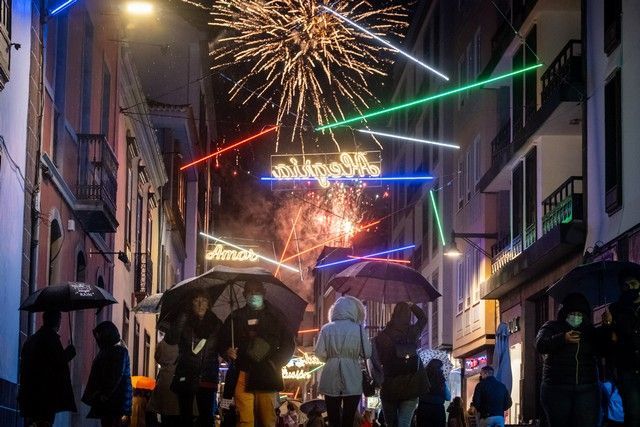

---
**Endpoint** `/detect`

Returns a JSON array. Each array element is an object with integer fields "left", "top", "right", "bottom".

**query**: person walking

[
  {"left": 315, "top": 296, "right": 372, "bottom": 427},
  {"left": 416, "top": 359, "right": 451, "bottom": 427},
  {"left": 372, "top": 302, "right": 427, "bottom": 427},
  {"left": 17, "top": 310, "right": 77, "bottom": 426},
  {"left": 82, "top": 320, "right": 133, "bottom": 427},
  {"left": 220, "top": 280, "right": 296, "bottom": 427},
  {"left": 171, "top": 292, "right": 222, "bottom": 427},
  {"left": 603, "top": 274, "right": 640, "bottom": 427},
  {"left": 446, "top": 397, "right": 468, "bottom": 427},
  {"left": 468, "top": 366, "right": 511, "bottom": 427},
  {"left": 536, "top": 292, "right": 604, "bottom": 427},
  {"left": 147, "top": 323, "right": 182, "bottom": 426}
]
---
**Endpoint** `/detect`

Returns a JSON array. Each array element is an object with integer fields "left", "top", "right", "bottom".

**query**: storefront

[{"left": 463, "top": 350, "right": 490, "bottom": 406}]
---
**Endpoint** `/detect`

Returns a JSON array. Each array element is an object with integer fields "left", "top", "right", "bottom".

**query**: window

[
  {"left": 125, "top": 159, "right": 133, "bottom": 251},
  {"left": 457, "top": 159, "right": 464, "bottom": 210},
  {"left": 466, "top": 149, "right": 473, "bottom": 201},
  {"left": 0, "top": 0, "right": 12, "bottom": 89},
  {"left": 605, "top": 69, "right": 622, "bottom": 214},
  {"left": 465, "top": 252, "right": 473, "bottom": 308},
  {"left": 456, "top": 261, "right": 464, "bottom": 314},
  {"left": 473, "top": 135, "right": 482, "bottom": 185},
  {"left": 178, "top": 173, "right": 186, "bottom": 219},
  {"left": 512, "top": 162, "right": 524, "bottom": 239},
  {"left": 143, "top": 331, "right": 151, "bottom": 377},
  {"left": 524, "top": 148, "right": 537, "bottom": 241},
  {"left": 122, "top": 303, "right": 130, "bottom": 347},
  {"left": 100, "top": 63, "right": 111, "bottom": 136},
  {"left": 472, "top": 251, "right": 481, "bottom": 305},
  {"left": 80, "top": 14, "right": 94, "bottom": 132},
  {"left": 133, "top": 319, "right": 140, "bottom": 375},
  {"left": 604, "top": 0, "right": 622, "bottom": 55},
  {"left": 512, "top": 46, "right": 524, "bottom": 129},
  {"left": 458, "top": 57, "right": 466, "bottom": 109}
]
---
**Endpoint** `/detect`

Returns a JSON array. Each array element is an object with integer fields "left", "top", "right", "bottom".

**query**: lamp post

[{"left": 444, "top": 230, "right": 497, "bottom": 259}]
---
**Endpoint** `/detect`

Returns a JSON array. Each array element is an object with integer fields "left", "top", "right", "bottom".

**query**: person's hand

[
  {"left": 602, "top": 310, "right": 613, "bottom": 325},
  {"left": 226, "top": 347, "right": 238, "bottom": 361},
  {"left": 120, "top": 415, "right": 130, "bottom": 426},
  {"left": 565, "top": 330, "right": 581, "bottom": 344}
]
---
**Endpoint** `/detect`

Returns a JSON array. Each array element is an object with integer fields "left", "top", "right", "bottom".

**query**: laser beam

[
  {"left": 321, "top": 5, "right": 449, "bottom": 81},
  {"left": 316, "top": 245, "right": 416, "bottom": 269},
  {"left": 316, "top": 63, "right": 543, "bottom": 131},
  {"left": 180, "top": 126, "right": 277, "bottom": 170},
  {"left": 358, "top": 129, "right": 460, "bottom": 149},
  {"left": 199, "top": 232, "right": 299, "bottom": 272}
]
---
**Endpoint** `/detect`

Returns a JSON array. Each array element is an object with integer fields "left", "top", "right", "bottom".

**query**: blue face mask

[
  {"left": 247, "top": 294, "right": 264, "bottom": 310},
  {"left": 566, "top": 313, "right": 583, "bottom": 328}
]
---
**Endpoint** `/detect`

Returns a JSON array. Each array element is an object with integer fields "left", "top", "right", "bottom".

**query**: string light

[
  {"left": 199, "top": 232, "right": 299, "bottom": 272},
  {"left": 320, "top": 5, "right": 449, "bottom": 81},
  {"left": 357, "top": 129, "right": 460, "bottom": 149},
  {"left": 316, "top": 244, "right": 416, "bottom": 269},
  {"left": 180, "top": 126, "right": 277, "bottom": 170},
  {"left": 316, "top": 63, "right": 544, "bottom": 131},
  {"left": 430, "top": 190, "right": 446, "bottom": 246}
]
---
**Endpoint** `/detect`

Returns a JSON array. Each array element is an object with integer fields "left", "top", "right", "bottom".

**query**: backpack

[{"left": 388, "top": 335, "right": 419, "bottom": 376}]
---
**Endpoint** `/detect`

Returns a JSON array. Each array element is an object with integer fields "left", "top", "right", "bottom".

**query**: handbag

[{"left": 359, "top": 326, "right": 376, "bottom": 397}]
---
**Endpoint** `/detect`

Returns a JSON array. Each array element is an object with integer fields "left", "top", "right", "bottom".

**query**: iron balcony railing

[
  {"left": 134, "top": 252, "right": 153, "bottom": 295},
  {"left": 542, "top": 176, "right": 583, "bottom": 234},
  {"left": 76, "top": 134, "right": 118, "bottom": 214},
  {"left": 541, "top": 40, "right": 583, "bottom": 104},
  {"left": 491, "top": 234, "right": 523, "bottom": 275},
  {"left": 490, "top": 119, "right": 512, "bottom": 163}
]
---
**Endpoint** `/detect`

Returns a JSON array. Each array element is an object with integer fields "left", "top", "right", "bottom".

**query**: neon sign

[
  {"left": 205, "top": 244, "right": 259, "bottom": 262},
  {"left": 281, "top": 352, "right": 325, "bottom": 381},
  {"left": 270, "top": 151, "right": 382, "bottom": 189}
]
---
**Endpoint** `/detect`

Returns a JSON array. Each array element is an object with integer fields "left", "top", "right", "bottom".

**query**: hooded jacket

[
  {"left": 315, "top": 296, "right": 372, "bottom": 396},
  {"left": 535, "top": 293, "right": 603, "bottom": 386},
  {"left": 82, "top": 321, "right": 133, "bottom": 418}
]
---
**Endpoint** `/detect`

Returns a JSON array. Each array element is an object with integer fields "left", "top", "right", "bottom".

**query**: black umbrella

[
  {"left": 19, "top": 282, "right": 117, "bottom": 312},
  {"left": 132, "top": 293, "right": 163, "bottom": 314},
  {"left": 546, "top": 260, "right": 640, "bottom": 306},
  {"left": 327, "top": 261, "right": 441, "bottom": 304},
  {"left": 300, "top": 399, "right": 326, "bottom": 415},
  {"left": 158, "top": 266, "right": 308, "bottom": 335}
]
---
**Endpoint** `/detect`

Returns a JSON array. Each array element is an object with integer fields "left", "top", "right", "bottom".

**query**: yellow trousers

[{"left": 234, "top": 370, "right": 277, "bottom": 427}]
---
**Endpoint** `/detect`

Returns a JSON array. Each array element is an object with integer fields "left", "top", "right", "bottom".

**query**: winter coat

[
  {"left": 82, "top": 321, "right": 133, "bottom": 418},
  {"left": 374, "top": 303, "right": 427, "bottom": 401},
  {"left": 608, "top": 299, "right": 640, "bottom": 374},
  {"left": 174, "top": 310, "right": 222, "bottom": 391},
  {"left": 471, "top": 376, "right": 512, "bottom": 418},
  {"left": 17, "top": 326, "right": 77, "bottom": 417},
  {"left": 315, "top": 296, "right": 372, "bottom": 397},
  {"left": 147, "top": 340, "right": 181, "bottom": 415},
  {"left": 219, "top": 301, "right": 295, "bottom": 392},
  {"left": 536, "top": 293, "right": 604, "bottom": 386}
]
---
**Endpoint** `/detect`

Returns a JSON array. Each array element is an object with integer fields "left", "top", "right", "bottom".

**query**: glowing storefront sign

[
  {"left": 205, "top": 244, "right": 259, "bottom": 262},
  {"left": 270, "top": 151, "right": 382, "bottom": 188},
  {"left": 281, "top": 352, "right": 325, "bottom": 381}
]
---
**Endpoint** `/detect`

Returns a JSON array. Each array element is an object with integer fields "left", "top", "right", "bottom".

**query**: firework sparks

[{"left": 210, "top": 0, "right": 408, "bottom": 151}]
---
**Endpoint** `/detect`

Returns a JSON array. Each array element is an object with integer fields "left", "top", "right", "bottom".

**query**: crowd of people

[{"left": 16, "top": 272, "right": 640, "bottom": 427}]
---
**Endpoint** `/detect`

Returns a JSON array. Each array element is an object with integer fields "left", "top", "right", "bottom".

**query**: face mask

[
  {"left": 247, "top": 294, "right": 264, "bottom": 310},
  {"left": 566, "top": 314, "right": 583, "bottom": 328}
]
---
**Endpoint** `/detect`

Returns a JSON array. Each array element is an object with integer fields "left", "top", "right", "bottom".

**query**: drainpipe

[{"left": 27, "top": 0, "right": 47, "bottom": 336}]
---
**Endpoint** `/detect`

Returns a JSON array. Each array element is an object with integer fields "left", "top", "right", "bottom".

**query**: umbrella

[
  {"left": 159, "top": 266, "right": 307, "bottom": 334},
  {"left": 492, "top": 322, "right": 512, "bottom": 393},
  {"left": 419, "top": 348, "right": 454, "bottom": 378},
  {"left": 546, "top": 260, "right": 640, "bottom": 307},
  {"left": 300, "top": 399, "right": 327, "bottom": 415},
  {"left": 19, "top": 282, "right": 117, "bottom": 312},
  {"left": 132, "top": 293, "right": 163, "bottom": 314},
  {"left": 327, "top": 261, "right": 441, "bottom": 304},
  {"left": 131, "top": 376, "right": 156, "bottom": 390},
  {"left": 278, "top": 398, "right": 302, "bottom": 414}
]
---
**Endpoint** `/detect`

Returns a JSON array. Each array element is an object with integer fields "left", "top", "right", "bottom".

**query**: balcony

[
  {"left": 74, "top": 134, "right": 118, "bottom": 233},
  {"left": 482, "top": 177, "right": 585, "bottom": 299},
  {"left": 480, "top": 40, "right": 584, "bottom": 192},
  {"left": 0, "top": 0, "right": 10, "bottom": 89},
  {"left": 134, "top": 252, "right": 153, "bottom": 303}
]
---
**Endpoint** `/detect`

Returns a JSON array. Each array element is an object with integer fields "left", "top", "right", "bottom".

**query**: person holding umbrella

[
  {"left": 171, "top": 291, "right": 222, "bottom": 427},
  {"left": 220, "top": 279, "right": 296, "bottom": 426},
  {"left": 315, "top": 295, "right": 372, "bottom": 427},
  {"left": 17, "top": 310, "right": 77, "bottom": 426}
]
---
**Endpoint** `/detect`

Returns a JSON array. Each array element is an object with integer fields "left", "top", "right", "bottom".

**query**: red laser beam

[
  {"left": 297, "top": 328, "right": 320, "bottom": 334},
  {"left": 275, "top": 207, "right": 303, "bottom": 277},
  {"left": 280, "top": 219, "right": 380, "bottom": 263},
  {"left": 179, "top": 125, "right": 277, "bottom": 170},
  {"left": 346, "top": 256, "right": 410, "bottom": 264}
]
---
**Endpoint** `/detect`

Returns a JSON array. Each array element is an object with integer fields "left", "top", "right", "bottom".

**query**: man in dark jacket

[
  {"left": 469, "top": 366, "right": 511, "bottom": 427},
  {"left": 220, "top": 280, "right": 295, "bottom": 427},
  {"left": 18, "top": 310, "right": 76, "bottom": 426},
  {"left": 82, "top": 321, "right": 133, "bottom": 427},
  {"left": 604, "top": 274, "right": 640, "bottom": 427},
  {"left": 172, "top": 292, "right": 222, "bottom": 427},
  {"left": 535, "top": 292, "right": 604, "bottom": 427}
]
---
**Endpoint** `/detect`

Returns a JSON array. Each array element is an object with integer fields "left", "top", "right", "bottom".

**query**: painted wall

[{"left": 0, "top": 0, "right": 31, "bottom": 384}]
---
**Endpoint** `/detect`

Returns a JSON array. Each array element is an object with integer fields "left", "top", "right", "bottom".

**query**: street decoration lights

[
  {"left": 315, "top": 244, "right": 416, "bottom": 269},
  {"left": 357, "top": 129, "right": 460, "bottom": 150}
]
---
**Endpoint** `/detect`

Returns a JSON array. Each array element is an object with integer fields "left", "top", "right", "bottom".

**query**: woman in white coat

[{"left": 315, "top": 296, "right": 372, "bottom": 427}]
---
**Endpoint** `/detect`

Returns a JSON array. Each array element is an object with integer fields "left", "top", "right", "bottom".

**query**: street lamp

[
  {"left": 444, "top": 230, "right": 497, "bottom": 259},
  {"left": 124, "top": 1, "right": 155, "bottom": 16}
]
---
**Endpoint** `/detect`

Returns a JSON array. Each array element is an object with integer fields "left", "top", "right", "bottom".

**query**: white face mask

[{"left": 566, "top": 313, "right": 583, "bottom": 328}]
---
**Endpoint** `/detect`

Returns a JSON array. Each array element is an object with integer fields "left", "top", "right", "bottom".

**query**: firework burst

[{"left": 210, "top": 0, "right": 408, "bottom": 152}]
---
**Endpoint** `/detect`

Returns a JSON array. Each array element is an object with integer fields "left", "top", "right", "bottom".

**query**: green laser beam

[
  {"left": 316, "top": 63, "right": 543, "bottom": 131},
  {"left": 429, "top": 190, "right": 446, "bottom": 247}
]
